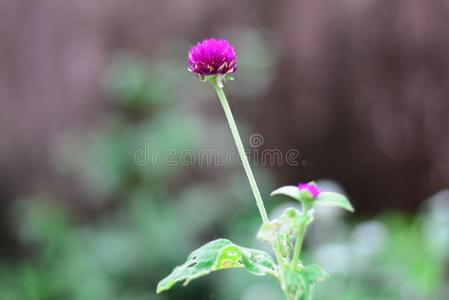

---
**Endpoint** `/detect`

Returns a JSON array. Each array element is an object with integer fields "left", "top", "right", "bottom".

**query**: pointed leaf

[
  {"left": 299, "top": 264, "right": 329, "bottom": 285},
  {"left": 156, "top": 239, "right": 276, "bottom": 293},
  {"left": 270, "top": 185, "right": 301, "bottom": 201},
  {"left": 284, "top": 265, "right": 328, "bottom": 300},
  {"left": 298, "top": 265, "right": 329, "bottom": 300},
  {"left": 314, "top": 192, "right": 354, "bottom": 212}
]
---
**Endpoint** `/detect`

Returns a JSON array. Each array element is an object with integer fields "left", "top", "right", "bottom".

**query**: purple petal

[
  {"left": 298, "top": 182, "right": 320, "bottom": 198},
  {"left": 188, "top": 38, "right": 237, "bottom": 79}
]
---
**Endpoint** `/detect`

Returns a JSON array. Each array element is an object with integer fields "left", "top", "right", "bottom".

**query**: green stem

[
  {"left": 211, "top": 82, "right": 269, "bottom": 224},
  {"left": 292, "top": 215, "right": 308, "bottom": 271}
]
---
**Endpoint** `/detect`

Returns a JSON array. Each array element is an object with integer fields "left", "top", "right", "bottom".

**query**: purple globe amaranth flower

[
  {"left": 298, "top": 182, "right": 320, "bottom": 199},
  {"left": 188, "top": 38, "right": 237, "bottom": 87}
]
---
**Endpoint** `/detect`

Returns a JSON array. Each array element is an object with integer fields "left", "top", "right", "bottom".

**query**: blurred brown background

[{"left": 2, "top": 0, "right": 448, "bottom": 213}]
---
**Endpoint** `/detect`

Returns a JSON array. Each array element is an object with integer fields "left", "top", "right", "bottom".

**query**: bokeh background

[{"left": 1, "top": 1, "right": 449, "bottom": 299}]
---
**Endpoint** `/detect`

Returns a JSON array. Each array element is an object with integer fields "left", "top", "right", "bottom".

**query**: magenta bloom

[
  {"left": 298, "top": 182, "right": 320, "bottom": 198},
  {"left": 188, "top": 38, "right": 237, "bottom": 81}
]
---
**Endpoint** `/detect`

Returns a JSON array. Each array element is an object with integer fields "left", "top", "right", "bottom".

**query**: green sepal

[
  {"left": 271, "top": 186, "right": 354, "bottom": 213},
  {"left": 204, "top": 73, "right": 234, "bottom": 88},
  {"left": 314, "top": 192, "right": 355, "bottom": 212},
  {"left": 156, "top": 239, "right": 277, "bottom": 293}
]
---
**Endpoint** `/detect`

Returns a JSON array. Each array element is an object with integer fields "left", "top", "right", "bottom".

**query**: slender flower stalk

[
  {"left": 187, "top": 38, "right": 268, "bottom": 223},
  {"left": 211, "top": 81, "right": 269, "bottom": 224}
]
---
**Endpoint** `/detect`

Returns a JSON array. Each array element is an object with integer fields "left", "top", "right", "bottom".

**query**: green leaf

[
  {"left": 270, "top": 185, "right": 301, "bottom": 201},
  {"left": 299, "top": 264, "right": 328, "bottom": 285},
  {"left": 298, "top": 265, "right": 329, "bottom": 300},
  {"left": 314, "top": 192, "right": 355, "bottom": 212},
  {"left": 285, "top": 265, "right": 329, "bottom": 300},
  {"left": 156, "top": 239, "right": 277, "bottom": 293}
]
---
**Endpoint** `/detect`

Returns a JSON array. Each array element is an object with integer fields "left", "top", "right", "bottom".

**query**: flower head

[
  {"left": 188, "top": 38, "right": 237, "bottom": 87},
  {"left": 298, "top": 182, "right": 320, "bottom": 199}
]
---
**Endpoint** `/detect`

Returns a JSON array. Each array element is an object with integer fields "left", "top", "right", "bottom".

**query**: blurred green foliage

[{"left": 1, "top": 35, "right": 448, "bottom": 300}]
